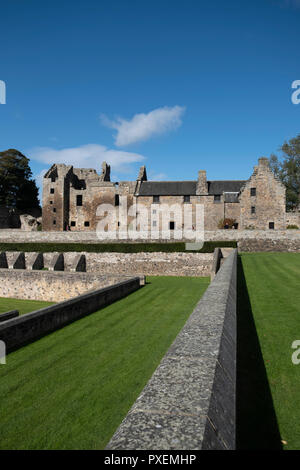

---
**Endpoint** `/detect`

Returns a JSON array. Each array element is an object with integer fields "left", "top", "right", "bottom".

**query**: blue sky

[{"left": 0, "top": 0, "right": 300, "bottom": 196}]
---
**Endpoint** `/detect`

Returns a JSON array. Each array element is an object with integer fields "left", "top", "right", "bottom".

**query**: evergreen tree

[{"left": 0, "top": 149, "right": 40, "bottom": 209}]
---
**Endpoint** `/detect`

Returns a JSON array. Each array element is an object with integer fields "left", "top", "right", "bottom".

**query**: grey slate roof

[
  {"left": 207, "top": 180, "right": 246, "bottom": 195},
  {"left": 138, "top": 180, "right": 246, "bottom": 196},
  {"left": 139, "top": 181, "right": 197, "bottom": 196}
]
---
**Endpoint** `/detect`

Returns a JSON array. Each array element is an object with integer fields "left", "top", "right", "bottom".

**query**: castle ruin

[{"left": 42, "top": 157, "right": 289, "bottom": 233}]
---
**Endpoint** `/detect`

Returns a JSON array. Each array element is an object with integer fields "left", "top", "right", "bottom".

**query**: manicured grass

[
  {"left": 0, "top": 275, "right": 209, "bottom": 450},
  {"left": 237, "top": 252, "right": 300, "bottom": 450},
  {"left": 0, "top": 297, "right": 54, "bottom": 316}
]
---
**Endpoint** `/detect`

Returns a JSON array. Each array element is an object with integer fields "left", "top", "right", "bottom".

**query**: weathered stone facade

[{"left": 40, "top": 156, "right": 291, "bottom": 234}]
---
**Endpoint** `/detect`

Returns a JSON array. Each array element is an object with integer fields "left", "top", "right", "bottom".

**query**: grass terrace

[
  {"left": 0, "top": 297, "right": 54, "bottom": 316},
  {"left": 237, "top": 252, "right": 300, "bottom": 450},
  {"left": 0, "top": 275, "right": 209, "bottom": 450}
]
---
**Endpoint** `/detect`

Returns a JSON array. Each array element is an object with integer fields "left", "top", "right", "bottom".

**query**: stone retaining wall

[
  {"left": 106, "top": 250, "right": 237, "bottom": 450},
  {"left": 0, "top": 277, "right": 141, "bottom": 353},
  {"left": 81, "top": 252, "right": 213, "bottom": 277},
  {"left": 0, "top": 251, "right": 214, "bottom": 277},
  {"left": 0, "top": 269, "right": 135, "bottom": 302},
  {"left": 238, "top": 237, "right": 300, "bottom": 252},
  {"left": 0, "top": 228, "right": 298, "bottom": 242}
]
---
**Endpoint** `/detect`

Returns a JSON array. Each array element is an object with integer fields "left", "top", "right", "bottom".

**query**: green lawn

[
  {"left": 0, "top": 275, "right": 209, "bottom": 450},
  {"left": 0, "top": 297, "right": 54, "bottom": 316},
  {"left": 237, "top": 252, "right": 300, "bottom": 450}
]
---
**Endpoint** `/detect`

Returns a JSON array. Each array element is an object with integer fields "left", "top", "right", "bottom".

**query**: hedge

[{"left": 0, "top": 241, "right": 237, "bottom": 253}]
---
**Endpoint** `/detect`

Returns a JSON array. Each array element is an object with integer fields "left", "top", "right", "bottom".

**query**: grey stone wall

[
  {"left": 0, "top": 228, "right": 299, "bottom": 243},
  {"left": 0, "top": 277, "right": 141, "bottom": 353},
  {"left": 106, "top": 250, "right": 237, "bottom": 450},
  {"left": 80, "top": 252, "right": 213, "bottom": 277},
  {"left": 0, "top": 249, "right": 214, "bottom": 277},
  {"left": 0, "top": 310, "right": 19, "bottom": 322},
  {"left": 0, "top": 269, "right": 136, "bottom": 302}
]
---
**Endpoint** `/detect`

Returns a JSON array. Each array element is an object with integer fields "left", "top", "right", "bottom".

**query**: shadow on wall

[{"left": 236, "top": 255, "right": 282, "bottom": 450}]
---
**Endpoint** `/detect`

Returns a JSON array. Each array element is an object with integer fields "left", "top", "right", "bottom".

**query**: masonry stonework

[{"left": 42, "top": 157, "right": 294, "bottom": 235}]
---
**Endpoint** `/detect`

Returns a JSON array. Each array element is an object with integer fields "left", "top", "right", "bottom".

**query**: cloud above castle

[
  {"left": 100, "top": 105, "right": 185, "bottom": 147},
  {"left": 30, "top": 143, "right": 145, "bottom": 174}
]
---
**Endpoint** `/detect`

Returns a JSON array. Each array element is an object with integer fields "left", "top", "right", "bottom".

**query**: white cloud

[
  {"left": 101, "top": 105, "right": 185, "bottom": 147},
  {"left": 29, "top": 143, "right": 145, "bottom": 174},
  {"left": 35, "top": 168, "right": 48, "bottom": 188}
]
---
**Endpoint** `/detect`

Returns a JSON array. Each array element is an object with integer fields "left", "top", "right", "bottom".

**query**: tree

[
  {"left": 270, "top": 134, "right": 300, "bottom": 212},
  {"left": 0, "top": 149, "right": 40, "bottom": 210}
]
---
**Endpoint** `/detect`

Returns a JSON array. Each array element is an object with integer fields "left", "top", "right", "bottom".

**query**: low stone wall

[
  {"left": 0, "top": 277, "right": 141, "bottom": 353},
  {"left": 81, "top": 252, "right": 213, "bottom": 277},
  {"left": 107, "top": 250, "right": 237, "bottom": 450},
  {"left": 0, "top": 269, "right": 136, "bottom": 302},
  {"left": 0, "top": 310, "right": 19, "bottom": 322},
  {"left": 0, "top": 228, "right": 299, "bottom": 248},
  {"left": 238, "top": 237, "right": 300, "bottom": 252},
  {"left": 0, "top": 251, "right": 214, "bottom": 277}
]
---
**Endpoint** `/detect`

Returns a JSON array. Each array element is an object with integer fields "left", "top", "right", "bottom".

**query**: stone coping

[{"left": 106, "top": 249, "right": 237, "bottom": 450}]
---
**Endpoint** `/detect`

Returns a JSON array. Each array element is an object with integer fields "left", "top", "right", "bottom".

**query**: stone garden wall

[
  {"left": 107, "top": 250, "right": 237, "bottom": 450},
  {"left": 0, "top": 228, "right": 299, "bottom": 243},
  {"left": 0, "top": 269, "right": 135, "bottom": 302},
  {"left": 0, "top": 277, "right": 141, "bottom": 353}
]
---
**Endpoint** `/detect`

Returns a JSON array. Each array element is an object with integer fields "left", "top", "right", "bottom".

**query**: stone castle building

[{"left": 42, "top": 157, "right": 289, "bottom": 233}]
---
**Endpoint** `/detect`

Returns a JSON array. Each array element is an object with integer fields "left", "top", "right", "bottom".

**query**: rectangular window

[
  {"left": 50, "top": 188, "right": 54, "bottom": 194},
  {"left": 184, "top": 195, "right": 190, "bottom": 203},
  {"left": 269, "top": 222, "right": 275, "bottom": 229},
  {"left": 76, "top": 195, "right": 83, "bottom": 206},
  {"left": 169, "top": 221, "right": 175, "bottom": 230},
  {"left": 250, "top": 187, "right": 256, "bottom": 197},
  {"left": 251, "top": 206, "right": 256, "bottom": 214},
  {"left": 84, "top": 221, "right": 90, "bottom": 227},
  {"left": 53, "top": 220, "right": 56, "bottom": 225},
  {"left": 115, "top": 195, "right": 119, "bottom": 206},
  {"left": 50, "top": 201, "right": 53, "bottom": 204},
  {"left": 53, "top": 208, "right": 56, "bottom": 213},
  {"left": 152, "top": 220, "right": 157, "bottom": 227},
  {"left": 71, "top": 221, "right": 76, "bottom": 227},
  {"left": 214, "top": 195, "right": 221, "bottom": 203},
  {"left": 153, "top": 195, "right": 160, "bottom": 203}
]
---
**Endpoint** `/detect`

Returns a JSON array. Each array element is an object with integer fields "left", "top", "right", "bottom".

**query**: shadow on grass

[{"left": 236, "top": 255, "right": 282, "bottom": 450}]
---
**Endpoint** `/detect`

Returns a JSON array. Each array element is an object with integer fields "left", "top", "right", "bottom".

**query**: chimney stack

[
  {"left": 258, "top": 157, "right": 270, "bottom": 169},
  {"left": 196, "top": 170, "right": 208, "bottom": 195}
]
